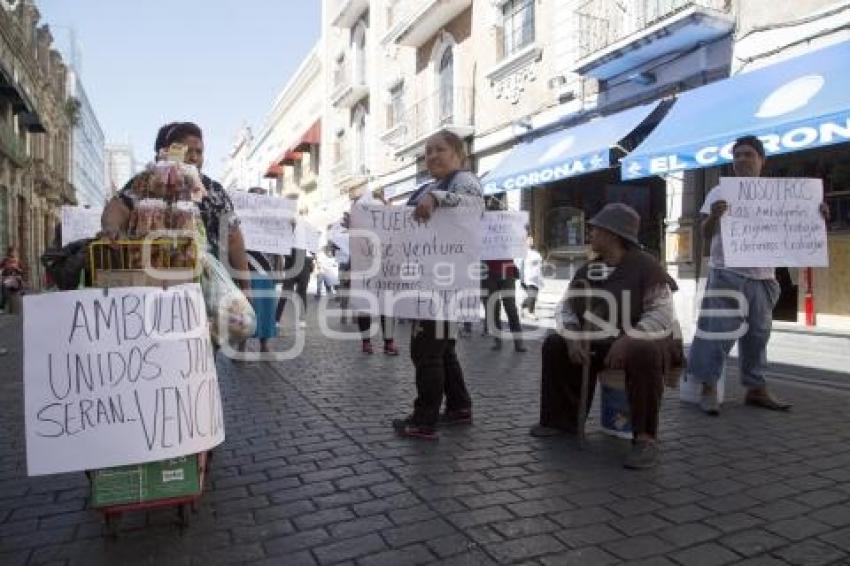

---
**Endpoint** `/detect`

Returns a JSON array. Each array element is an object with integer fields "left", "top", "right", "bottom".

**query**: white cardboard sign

[
  {"left": 23, "top": 284, "right": 225, "bottom": 476},
  {"left": 713, "top": 177, "right": 828, "bottom": 267},
  {"left": 327, "top": 223, "right": 350, "bottom": 258},
  {"left": 350, "top": 202, "right": 484, "bottom": 321},
  {"left": 480, "top": 210, "right": 529, "bottom": 260},
  {"left": 295, "top": 221, "right": 323, "bottom": 254},
  {"left": 229, "top": 191, "right": 297, "bottom": 255},
  {"left": 61, "top": 206, "right": 103, "bottom": 246}
]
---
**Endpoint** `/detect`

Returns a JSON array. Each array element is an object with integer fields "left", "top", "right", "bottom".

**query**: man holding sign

[{"left": 687, "top": 136, "right": 829, "bottom": 415}]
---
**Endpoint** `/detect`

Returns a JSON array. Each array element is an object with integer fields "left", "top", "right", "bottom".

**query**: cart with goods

[
  {"left": 83, "top": 153, "right": 222, "bottom": 536},
  {"left": 87, "top": 232, "right": 211, "bottom": 536}
]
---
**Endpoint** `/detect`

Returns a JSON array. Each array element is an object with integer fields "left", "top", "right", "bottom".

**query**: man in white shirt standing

[{"left": 687, "top": 135, "right": 827, "bottom": 415}]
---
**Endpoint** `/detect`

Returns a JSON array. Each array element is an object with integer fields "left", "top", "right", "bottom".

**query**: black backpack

[{"left": 40, "top": 238, "right": 93, "bottom": 290}]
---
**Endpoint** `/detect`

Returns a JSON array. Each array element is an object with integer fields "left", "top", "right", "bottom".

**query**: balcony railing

[
  {"left": 383, "top": 0, "right": 473, "bottom": 47},
  {"left": 331, "top": 0, "right": 370, "bottom": 29},
  {"left": 391, "top": 87, "right": 474, "bottom": 155},
  {"left": 331, "top": 147, "right": 368, "bottom": 191},
  {"left": 575, "top": 0, "right": 729, "bottom": 59},
  {"left": 331, "top": 60, "right": 369, "bottom": 108},
  {"left": 0, "top": 120, "right": 28, "bottom": 167}
]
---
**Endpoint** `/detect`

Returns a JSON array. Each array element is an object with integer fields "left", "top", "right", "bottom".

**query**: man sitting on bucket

[{"left": 529, "top": 203, "right": 683, "bottom": 469}]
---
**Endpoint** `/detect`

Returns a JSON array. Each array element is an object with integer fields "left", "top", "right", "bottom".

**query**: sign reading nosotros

[
  {"left": 229, "top": 191, "right": 297, "bottom": 255},
  {"left": 23, "top": 284, "right": 225, "bottom": 476},
  {"left": 350, "top": 203, "right": 483, "bottom": 321},
  {"left": 61, "top": 206, "right": 103, "bottom": 246},
  {"left": 716, "top": 177, "right": 828, "bottom": 268},
  {"left": 481, "top": 211, "right": 529, "bottom": 260}
]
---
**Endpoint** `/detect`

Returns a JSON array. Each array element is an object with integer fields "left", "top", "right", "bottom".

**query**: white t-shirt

[{"left": 700, "top": 187, "right": 775, "bottom": 280}]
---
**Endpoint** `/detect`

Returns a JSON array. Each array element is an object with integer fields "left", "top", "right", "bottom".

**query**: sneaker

[
  {"left": 700, "top": 390, "right": 720, "bottom": 416},
  {"left": 383, "top": 340, "right": 399, "bottom": 356},
  {"left": 392, "top": 418, "right": 438, "bottom": 441},
  {"left": 529, "top": 424, "right": 570, "bottom": 437},
  {"left": 623, "top": 439, "right": 659, "bottom": 470},
  {"left": 513, "top": 339, "right": 527, "bottom": 353},
  {"left": 362, "top": 340, "right": 374, "bottom": 354},
  {"left": 299, "top": 320, "right": 307, "bottom": 329},
  {"left": 440, "top": 408, "right": 472, "bottom": 426}
]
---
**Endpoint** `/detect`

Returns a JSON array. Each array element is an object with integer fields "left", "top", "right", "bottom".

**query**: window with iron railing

[
  {"left": 387, "top": 84, "right": 405, "bottom": 130},
  {"left": 438, "top": 47, "right": 454, "bottom": 125},
  {"left": 575, "top": 0, "right": 728, "bottom": 58},
  {"left": 502, "top": 0, "right": 535, "bottom": 59}
]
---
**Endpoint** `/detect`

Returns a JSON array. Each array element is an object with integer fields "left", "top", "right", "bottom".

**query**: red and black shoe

[
  {"left": 392, "top": 417, "right": 438, "bottom": 441},
  {"left": 383, "top": 339, "right": 399, "bottom": 356},
  {"left": 439, "top": 408, "right": 473, "bottom": 426},
  {"left": 361, "top": 339, "right": 374, "bottom": 354}
]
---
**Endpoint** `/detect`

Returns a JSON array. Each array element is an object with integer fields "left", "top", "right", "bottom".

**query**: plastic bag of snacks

[{"left": 201, "top": 251, "right": 256, "bottom": 341}]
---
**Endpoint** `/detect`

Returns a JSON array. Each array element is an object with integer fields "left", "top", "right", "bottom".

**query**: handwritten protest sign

[
  {"left": 712, "top": 178, "right": 828, "bottom": 267},
  {"left": 295, "top": 221, "right": 323, "bottom": 254},
  {"left": 23, "top": 284, "right": 224, "bottom": 476},
  {"left": 61, "top": 206, "right": 103, "bottom": 246},
  {"left": 350, "top": 202, "right": 483, "bottom": 321},
  {"left": 481, "top": 211, "right": 529, "bottom": 260},
  {"left": 229, "top": 191, "right": 296, "bottom": 255},
  {"left": 327, "top": 223, "right": 350, "bottom": 258}
]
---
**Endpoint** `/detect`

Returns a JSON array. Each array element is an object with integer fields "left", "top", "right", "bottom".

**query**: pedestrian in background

[
  {"left": 392, "top": 130, "right": 483, "bottom": 440},
  {"left": 276, "top": 205, "right": 313, "bottom": 330},
  {"left": 238, "top": 187, "right": 278, "bottom": 355},
  {"left": 314, "top": 244, "right": 338, "bottom": 298},
  {"left": 519, "top": 234, "right": 543, "bottom": 320},
  {"left": 0, "top": 246, "right": 25, "bottom": 313},
  {"left": 483, "top": 196, "right": 526, "bottom": 352}
]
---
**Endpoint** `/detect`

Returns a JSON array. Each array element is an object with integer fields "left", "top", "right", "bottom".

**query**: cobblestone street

[{"left": 2, "top": 311, "right": 850, "bottom": 566}]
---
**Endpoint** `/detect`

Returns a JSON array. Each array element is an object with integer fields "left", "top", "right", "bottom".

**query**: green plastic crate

[{"left": 91, "top": 455, "right": 201, "bottom": 508}]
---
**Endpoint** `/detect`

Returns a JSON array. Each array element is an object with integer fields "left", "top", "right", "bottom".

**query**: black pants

[
  {"left": 276, "top": 251, "right": 311, "bottom": 321},
  {"left": 357, "top": 315, "right": 394, "bottom": 341},
  {"left": 410, "top": 320, "right": 471, "bottom": 427},
  {"left": 486, "top": 275, "right": 522, "bottom": 335},
  {"left": 521, "top": 284, "right": 539, "bottom": 313},
  {"left": 539, "top": 332, "right": 665, "bottom": 438}
]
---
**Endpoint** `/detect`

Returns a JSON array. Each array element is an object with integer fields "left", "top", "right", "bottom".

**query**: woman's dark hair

[
  {"left": 155, "top": 122, "right": 203, "bottom": 152},
  {"left": 429, "top": 129, "right": 467, "bottom": 163}
]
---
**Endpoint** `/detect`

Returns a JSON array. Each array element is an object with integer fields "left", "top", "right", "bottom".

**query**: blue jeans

[{"left": 686, "top": 269, "right": 780, "bottom": 390}]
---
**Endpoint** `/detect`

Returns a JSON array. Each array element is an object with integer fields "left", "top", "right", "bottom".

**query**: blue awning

[
  {"left": 622, "top": 40, "right": 850, "bottom": 180},
  {"left": 482, "top": 102, "right": 661, "bottom": 194}
]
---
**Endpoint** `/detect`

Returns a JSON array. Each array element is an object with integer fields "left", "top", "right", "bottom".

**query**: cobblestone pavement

[{"left": 1, "top": 309, "right": 850, "bottom": 566}]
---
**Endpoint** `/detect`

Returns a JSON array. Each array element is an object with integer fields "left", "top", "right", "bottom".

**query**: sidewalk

[{"left": 1, "top": 308, "right": 849, "bottom": 565}]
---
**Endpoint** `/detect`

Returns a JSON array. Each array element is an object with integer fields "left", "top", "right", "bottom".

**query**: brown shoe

[{"left": 745, "top": 389, "right": 792, "bottom": 411}]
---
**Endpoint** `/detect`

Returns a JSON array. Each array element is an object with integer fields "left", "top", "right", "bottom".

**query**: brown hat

[{"left": 588, "top": 203, "right": 641, "bottom": 246}]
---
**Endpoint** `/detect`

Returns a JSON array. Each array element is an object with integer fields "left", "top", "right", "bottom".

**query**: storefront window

[
  {"left": 765, "top": 144, "right": 850, "bottom": 233},
  {"left": 546, "top": 206, "right": 585, "bottom": 251}
]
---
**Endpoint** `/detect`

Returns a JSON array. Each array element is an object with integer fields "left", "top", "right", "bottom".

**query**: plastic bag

[{"left": 200, "top": 251, "right": 256, "bottom": 341}]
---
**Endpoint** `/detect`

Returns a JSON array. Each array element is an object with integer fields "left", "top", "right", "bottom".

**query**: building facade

[
  {"left": 233, "top": 0, "right": 850, "bottom": 330},
  {"left": 66, "top": 68, "right": 106, "bottom": 207},
  {"left": 0, "top": 0, "right": 75, "bottom": 290},
  {"left": 104, "top": 143, "right": 135, "bottom": 193}
]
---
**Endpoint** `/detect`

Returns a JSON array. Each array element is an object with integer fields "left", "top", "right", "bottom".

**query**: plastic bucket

[{"left": 597, "top": 370, "right": 632, "bottom": 439}]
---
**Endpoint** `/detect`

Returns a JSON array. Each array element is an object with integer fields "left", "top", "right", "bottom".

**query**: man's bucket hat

[{"left": 588, "top": 203, "right": 641, "bottom": 246}]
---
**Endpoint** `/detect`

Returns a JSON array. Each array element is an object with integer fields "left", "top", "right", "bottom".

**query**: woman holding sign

[{"left": 392, "top": 131, "right": 484, "bottom": 440}]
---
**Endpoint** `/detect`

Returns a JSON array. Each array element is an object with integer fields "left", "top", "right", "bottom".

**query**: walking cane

[{"left": 574, "top": 279, "right": 591, "bottom": 450}]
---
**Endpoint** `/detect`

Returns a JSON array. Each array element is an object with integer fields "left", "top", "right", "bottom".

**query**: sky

[{"left": 37, "top": 0, "right": 321, "bottom": 179}]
